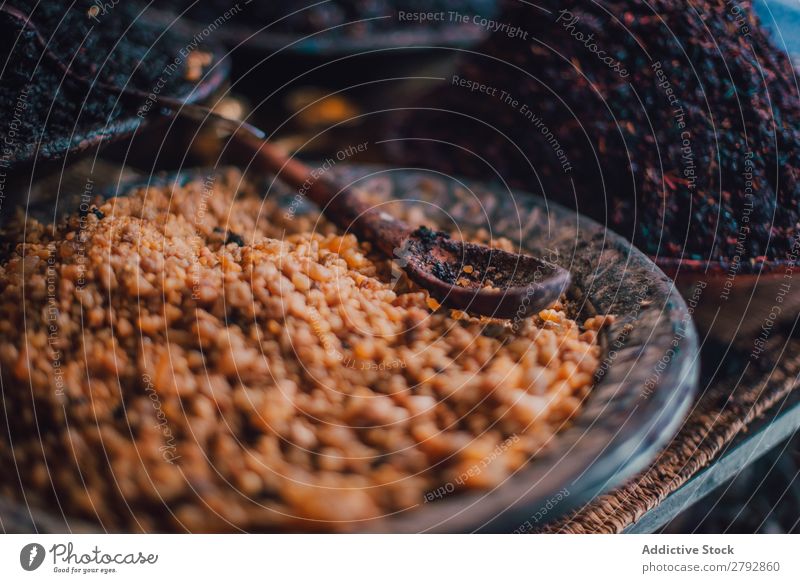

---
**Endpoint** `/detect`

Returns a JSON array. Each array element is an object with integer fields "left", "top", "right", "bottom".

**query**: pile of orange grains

[{"left": 0, "top": 170, "right": 604, "bottom": 531}]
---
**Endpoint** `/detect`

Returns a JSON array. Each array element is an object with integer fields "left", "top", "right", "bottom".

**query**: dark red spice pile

[
  {"left": 385, "top": 0, "right": 800, "bottom": 263},
  {"left": 0, "top": 0, "right": 214, "bottom": 166}
]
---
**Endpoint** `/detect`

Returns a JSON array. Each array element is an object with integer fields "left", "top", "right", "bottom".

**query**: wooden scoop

[
  {"left": 3, "top": 4, "right": 569, "bottom": 319},
  {"left": 175, "top": 105, "right": 570, "bottom": 319}
]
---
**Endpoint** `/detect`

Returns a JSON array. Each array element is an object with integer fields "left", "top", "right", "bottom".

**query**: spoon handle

[
  {"left": 0, "top": 4, "right": 404, "bottom": 255},
  {"left": 174, "top": 103, "right": 411, "bottom": 255}
]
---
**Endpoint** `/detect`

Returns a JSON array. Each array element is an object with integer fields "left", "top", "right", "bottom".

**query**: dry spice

[
  {"left": 387, "top": 0, "right": 800, "bottom": 263},
  {"left": 0, "top": 169, "right": 601, "bottom": 532}
]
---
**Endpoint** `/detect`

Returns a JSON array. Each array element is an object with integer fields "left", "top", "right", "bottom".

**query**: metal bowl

[{"left": 0, "top": 164, "right": 699, "bottom": 533}]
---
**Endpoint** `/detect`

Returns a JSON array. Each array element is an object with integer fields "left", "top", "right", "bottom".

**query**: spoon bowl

[{"left": 401, "top": 227, "right": 571, "bottom": 318}]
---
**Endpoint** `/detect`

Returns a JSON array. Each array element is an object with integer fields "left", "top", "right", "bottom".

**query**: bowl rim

[{"left": 653, "top": 256, "right": 794, "bottom": 277}]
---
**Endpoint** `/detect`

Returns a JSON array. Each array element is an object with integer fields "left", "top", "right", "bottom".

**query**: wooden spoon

[
  {"left": 3, "top": 4, "right": 569, "bottom": 319},
  {"left": 172, "top": 103, "right": 570, "bottom": 319}
]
